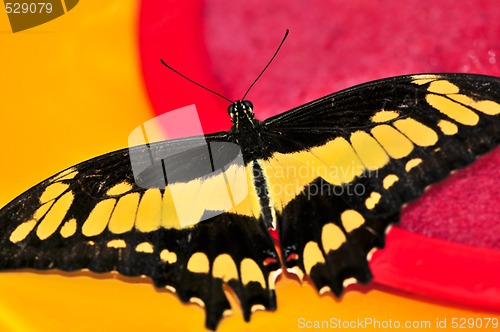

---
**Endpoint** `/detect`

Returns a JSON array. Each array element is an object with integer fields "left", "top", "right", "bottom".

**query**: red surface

[
  {"left": 402, "top": 147, "right": 500, "bottom": 249},
  {"left": 138, "top": 0, "right": 500, "bottom": 309},
  {"left": 373, "top": 227, "right": 500, "bottom": 311},
  {"left": 139, "top": 0, "right": 231, "bottom": 134}
]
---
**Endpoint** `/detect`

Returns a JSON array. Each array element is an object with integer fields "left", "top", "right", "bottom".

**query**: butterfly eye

[
  {"left": 227, "top": 103, "right": 236, "bottom": 117},
  {"left": 242, "top": 100, "right": 254, "bottom": 110}
]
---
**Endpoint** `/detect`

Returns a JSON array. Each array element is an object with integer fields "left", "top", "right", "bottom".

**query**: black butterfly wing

[
  {"left": 259, "top": 74, "right": 500, "bottom": 294},
  {"left": 0, "top": 131, "right": 280, "bottom": 330}
]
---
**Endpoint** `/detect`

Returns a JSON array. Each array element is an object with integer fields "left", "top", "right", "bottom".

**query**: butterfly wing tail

[{"left": 150, "top": 214, "right": 280, "bottom": 330}]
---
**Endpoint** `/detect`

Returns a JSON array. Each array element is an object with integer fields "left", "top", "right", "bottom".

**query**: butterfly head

[{"left": 228, "top": 100, "right": 255, "bottom": 124}]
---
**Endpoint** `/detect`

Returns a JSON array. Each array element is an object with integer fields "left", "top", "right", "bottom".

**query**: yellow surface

[{"left": 0, "top": 1, "right": 499, "bottom": 331}]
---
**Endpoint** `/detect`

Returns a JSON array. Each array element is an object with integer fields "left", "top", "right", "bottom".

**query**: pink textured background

[{"left": 141, "top": 0, "right": 500, "bottom": 249}]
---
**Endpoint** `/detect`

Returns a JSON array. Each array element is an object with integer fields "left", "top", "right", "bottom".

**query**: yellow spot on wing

[
  {"left": 287, "top": 266, "right": 304, "bottom": 281},
  {"left": 371, "top": 124, "right": 414, "bottom": 158},
  {"left": 168, "top": 173, "right": 230, "bottom": 228},
  {"left": 82, "top": 198, "right": 115, "bottom": 237},
  {"left": 106, "top": 182, "right": 133, "bottom": 196},
  {"left": 193, "top": 173, "right": 231, "bottom": 221},
  {"left": 108, "top": 193, "right": 139, "bottom": 234},
  {"left": 427, "top": 80, "right": 460, "bottom": 94},
  {"left": 135, "top": 189, "right": 162, "bottom": 232},
  {"left": 60, "top": 218, "right": 77, "bottom": 238},
  {"left": 157, "top": 164, "right": 255, "bottom": 229},
  {"left": 52, "top": 168, "right": 77, "bottom": 181},
  {"left": 350, "top": 131, "right": 389, "bottom": 170},
  {"left": 190, "top": 297, "right": 205, "bottom": 308},
  {"left": 223, "top": 164, "right": 249, "bottom": 210},
  {"left": 371, "top": 110, "right": 400, "bottom": 123},
  {"left": 33, "top": 202, "right": 53, "bottom": 220},
  {"left": 9, "top": 219, "right": 37, "bottom": 243},
  {"left": 310, "top": 137, "right": 365, "bottom": 185},
  {"left": 136, "top": 242, "right": 154, "bottom": 253},
  {"left": 343, "top": 277, "right": 357, "bottom": 288},
  {"left": 40, "top": 183, "right": 69, "bottom": 203},
  {"left": 321, "top": 223, "right": 346, "bottom": 251},
  {"left": 160, "top": 188, "right": 181, "bottom": 229},
  {"left": 187, "top": 252, "right": 210, "bottom": 273},
  {"left": 212, "top": 254, "right": 238, "bottom": 282},
  {"left": 448, "top": 94, "right": 500, "bottom": 115},
  {"left": 260, "top": 153, "right": 316, "bottom": 212},
  {"left": 383, "top": 174, "right": 399, "bottom": 189},
  {"left": 262, "top": 137, "right": 371, "bottom": 212},
  {"left": 226, "top": 165, "right": 261, "bottom": 217},
  {"left": 107, "top": 239, "right": 127, "bottom": 248},
  {"left": 412, "top": 78, "right": 435, "bottom": 85},
  {"left": 341, "top": 210, "right": 365, "bottom": 233},
  {"left": 426, "top": 94, "right": 479, "bottom": 125},
  {"left": 184, "top": 178, "right": 218, "bottom": 225},
  {"left": 319, "top": 286, "right": 331, "bottom": 295},
  {"left": 240, "top": 258, "right": 266, "bottom": 288},
  {"left": 405, "top": 158, "right": 422, "bottom": 172},
  {"left": 251, "top": 304, "right": 266, "bottom": 313},
  {"left": 365, "top": 192, "right": 381, "bottom": 210},
  {"left": 393, "top": 118, "right": 438, "bottom": 146},
  {"left": 437, "top": 120, "right": 458, "bottom": 135},
  {"left": 160, "top": 249, "right": 177, "bottom": 264},
  {"left": 36, "top": 192, "right": 74, "bottom": 240},
  {"left": 303, "top": 241, "right": 325, "bottom": 275}
]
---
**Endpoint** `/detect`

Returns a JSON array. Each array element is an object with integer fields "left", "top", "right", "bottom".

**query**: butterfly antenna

[
  {"left": 241, "top": 29, "right": 289, "bottom": 100},
  {"left": 160, "top": 59, "right": 233, "bottom": 103}
]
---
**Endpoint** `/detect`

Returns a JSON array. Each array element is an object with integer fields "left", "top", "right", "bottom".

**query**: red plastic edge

[{"left": 371, "top": 226, "right": 500, "bottom": 310}]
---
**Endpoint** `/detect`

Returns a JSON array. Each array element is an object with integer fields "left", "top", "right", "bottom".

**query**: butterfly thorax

[{"left": 228, "top": 100, "right": 269, "bottom": 162}]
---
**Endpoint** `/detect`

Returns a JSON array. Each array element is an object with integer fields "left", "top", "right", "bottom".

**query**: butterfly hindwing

[
  {"left": 278, "top": 177, "right": 399, "bottom": 294},
  {"left": 149, "top": 213, "right": 280, "bottom": 330}
]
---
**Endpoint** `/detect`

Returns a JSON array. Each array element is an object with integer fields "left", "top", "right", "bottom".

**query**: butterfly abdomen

[{"left": 249, "top": 161, "right": 278, "bottom": 230}]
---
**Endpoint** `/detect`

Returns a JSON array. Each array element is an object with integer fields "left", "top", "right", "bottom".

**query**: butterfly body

[
  {"left": 227, "top": 100, "right": 271, "bottom": 161},
  {"left": 1, "top": 73, "right": 499, "bottom": 330}
]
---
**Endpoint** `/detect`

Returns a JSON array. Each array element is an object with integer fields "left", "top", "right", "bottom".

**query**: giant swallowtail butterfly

[{"left": 0, "top": 35, "right": 499, "bottom": 330}]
